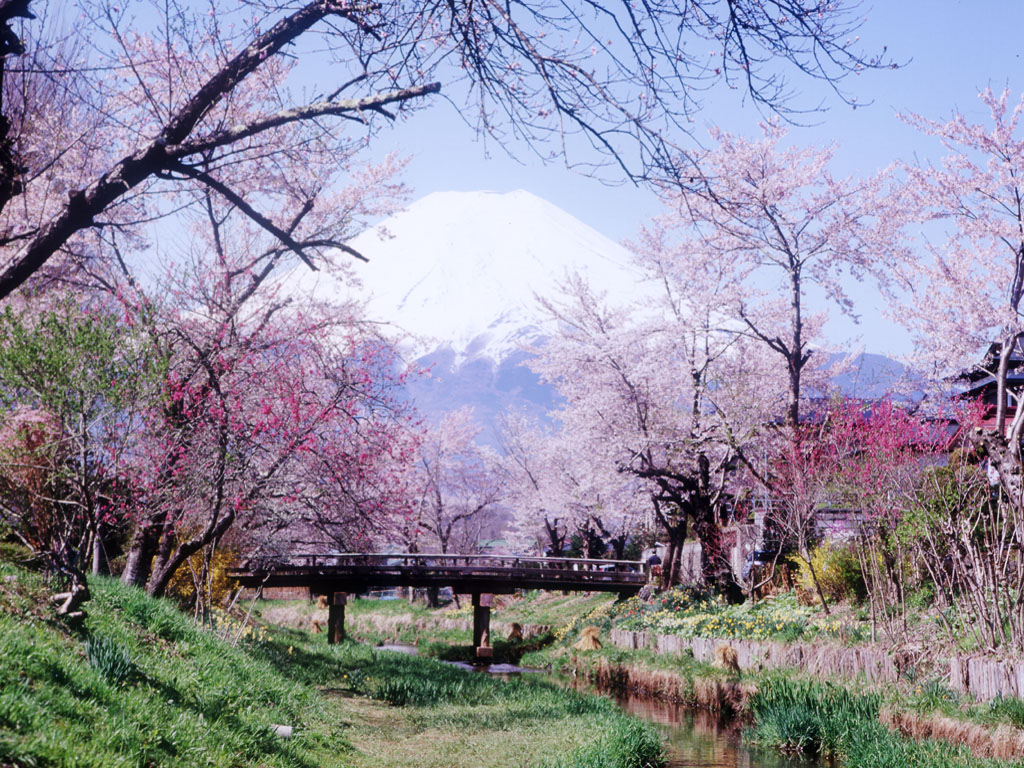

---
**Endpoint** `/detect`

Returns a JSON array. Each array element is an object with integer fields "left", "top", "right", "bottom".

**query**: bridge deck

[{"left": 229, "top": 553, "right": 647, "bottom": 596}]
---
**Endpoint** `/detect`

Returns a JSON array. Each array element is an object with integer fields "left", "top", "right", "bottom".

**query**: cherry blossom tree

[
  {"left": 120, "top": 292, "right": 417, "bottom": 599},
  {"left": 0, "top": 0, "right": 895, "bottom": 300},
  {"left": 98, "top": 157, "right": 418, "bottom": 598},
  {"left": 641, "top": 126, "right": 901, "bottom": 602},
  {"left": 407, "top": 407, "right": 504, "bottom": 555},
  {"left": 652, "top": 124, "right": 898, "bottom": 432},
  {"left": 532, "top": 269, "right": 769, "bottom": 594},
  {"left": 895, "top": 89, "right": 1024, "bottom": 469},
  {"left": 499, "top": 410, "right": 645, "bottom": 559},
  {"left": 271, "top": 409, "right": 421, "bottom": 558},
  {"left": 498, "top": 411, "right": 568, "bottom": 556},
  {"left": 890, "top": 88, "right": 1024, "bottom": 652}
]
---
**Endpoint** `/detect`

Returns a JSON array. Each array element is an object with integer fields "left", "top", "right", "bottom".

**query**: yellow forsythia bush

[
  {"left": 167, "top": 547, "right": 240, "bottom": 608},
  {"left": 793, "top": 541, "right": 865, "bottom": 604}
]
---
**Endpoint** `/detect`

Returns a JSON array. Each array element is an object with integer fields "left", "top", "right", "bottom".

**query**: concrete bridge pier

[
  {"left": 472, "top": 592, "right": 493, "bottom": 660},
  {"left": 327, "top": 592, "right": 346, "bottom": 645}
]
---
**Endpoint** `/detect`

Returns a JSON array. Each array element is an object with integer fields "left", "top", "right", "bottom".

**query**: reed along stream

[{"left": 375, "top": 644, "right": 827, "bottom": 768}]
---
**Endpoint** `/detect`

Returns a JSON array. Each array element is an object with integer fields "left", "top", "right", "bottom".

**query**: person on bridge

[{"left": 646, "top": 552, "right": 662, "bottom": 585}]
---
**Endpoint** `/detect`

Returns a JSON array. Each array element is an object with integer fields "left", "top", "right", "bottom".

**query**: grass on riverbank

[
  {"left": 0, "top": 553, "right": 664, "bottom": 768},
  {"left": 333, "top": 645, "right": 663, "bottom": 768},
  {"left": 0, "top": 556, "right": 337, "bottom": 768},
  {"left": 747, "top": 676, "right": 1024, "bottom": 768}
]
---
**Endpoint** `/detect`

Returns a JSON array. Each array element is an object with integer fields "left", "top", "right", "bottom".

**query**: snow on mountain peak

[{"left": 324, "top": 189, "right": 646, "bottom": 364}]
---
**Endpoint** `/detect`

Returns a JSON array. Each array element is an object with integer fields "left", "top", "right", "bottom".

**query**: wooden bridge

[{"left": 229, "top": 553, "right": 647, "bottom": 657}]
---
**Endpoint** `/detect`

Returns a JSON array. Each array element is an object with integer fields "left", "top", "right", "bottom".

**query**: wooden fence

[
  {"left": 611, "top": 629, "right": 1024, "bottom": 701},
  {"left": 950, "top": 656, "right": 1024, "bottom": 701},
  {"left": 609, "top": 629, "right": 903, "bottom": 685}
]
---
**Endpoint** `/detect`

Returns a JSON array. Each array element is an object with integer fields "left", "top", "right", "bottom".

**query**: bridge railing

[{"left": 238, "top": 552, "right": 645, "bottom": 574}]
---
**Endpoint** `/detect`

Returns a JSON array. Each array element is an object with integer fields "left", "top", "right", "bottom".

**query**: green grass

[
  {"left": 0, "top": 560, "right": 338, "bottom": 768},
  {"left": 747, "top": 675, "right": 881, "bottom": 756},
  {"left": 341, "top": 590, "right": 1024, "bottom": 767},
  {"left": 498, "top": 591, "right": 618, "bottom": 627},
  {"left": 542, "top": 717, "right": 663, "bottom": 768},
  {"left": 0, "top": 557, "right": 665, "bottom": 768},
  {"left": 331, "top": 646, "right": 663, "bottom": 768},
  {"left": 747, "top": 676, "right": 1024, "bottom": 768}
]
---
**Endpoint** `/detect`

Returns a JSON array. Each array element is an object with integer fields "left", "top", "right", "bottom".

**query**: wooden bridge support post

[
  {"left": 472, "top": 593, "right": 493, "bottom": 660},
  {"left": 327, "top": 592, "right": 347, "bottom": 645}
]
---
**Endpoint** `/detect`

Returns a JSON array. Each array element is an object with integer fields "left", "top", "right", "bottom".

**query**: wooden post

[
  {"left": 472, "top": 593, "right": 493, "bottom": 659},
  {"left": 327, "top": 592, "right": 346, "bottom": 645}
]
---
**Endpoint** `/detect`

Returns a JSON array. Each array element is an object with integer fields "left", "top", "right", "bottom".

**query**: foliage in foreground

[
  {"left": 0, "top": 555, "right": 665, "bottom": 768},
  {"left": 0, "top": 561, "right": 336, "bottom": 768},
  {"left": 748, "top": 677, "right": 1024, "bottom": 768}
]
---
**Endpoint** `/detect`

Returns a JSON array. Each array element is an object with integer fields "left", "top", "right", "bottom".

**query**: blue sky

[{"left": 366, "top": 2, "right": 1024, "bottom": 358}]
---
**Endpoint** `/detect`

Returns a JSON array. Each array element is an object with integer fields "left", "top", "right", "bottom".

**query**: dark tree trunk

[
  {"left": 146, "top": 510, "right": 236, "bottom": 597},
  {"left": 692, "top": 501, "right": 742, "bottom": 602},
  {"left": 121, "top": 510, "right": 166, "bottom": 587},
  {"left": 544, "top": 516, "right": 565, "bottom": 556},
  {"left": 145, "top": 517, "right": 177, "bottom": 593},
  {"left": 609, "top": 535, "right": 627, "bottom": 561},
  {"left": 659, "top": 512, "right": 688, "bottom": 588}
]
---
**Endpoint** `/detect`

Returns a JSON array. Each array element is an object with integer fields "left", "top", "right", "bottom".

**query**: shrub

[
  {"left": 166, "top": 546, "right": 241, "bottom": 609},
  {"left": 794, "top": 541, "right": 865, "bottom": 604}
]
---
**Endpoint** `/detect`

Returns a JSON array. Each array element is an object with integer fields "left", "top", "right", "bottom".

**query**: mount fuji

[
  {"left": 349, "top": 189, "right": 646, "bottom": 363},
  {"left": 301, "top": 189, "right": 651, "bottom": 433}
]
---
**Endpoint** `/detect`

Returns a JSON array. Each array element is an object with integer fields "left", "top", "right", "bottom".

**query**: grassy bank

[
  {"left": 0, "top": 555, "right": 336, "bottom": 768},
  {"left": 332, "top": 645, "right": 663, "bottom": 768},
  {"left": 748, "top": 676, "right": 1024, "bottom": 768},
  {"left": 0, "top": 554, "right": 664, "bottom": 768}
]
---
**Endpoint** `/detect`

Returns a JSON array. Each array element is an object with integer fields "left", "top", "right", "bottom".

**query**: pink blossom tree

[
  {"left": 407, "top": 407, "right": 505, "bottom": 555},
  {"left": 889, "top": 89, "right": 1024, "bottom": 652},
  {"left": 532, "top": 269, "right": 768, "bottom": 593},
  {"left": 895, "top": 89, "right": 1024, "bottom": 470},
  {"left": 99, "top": 157, "right": 419, "bottom": 599},
  {"left": 755, "top": 397, "right": 932, "bottom": 617},
  {"left": 640, "top": 126, "right": 903, "bottom": 602},
  {"left": 499, "top": 410, "right": 645, "bottom": 560},
  {"left": 497, "top": 411, "right": 569, "bottom": 556},
  {"left": 121, "top": 294, "right": 417, "bottom": 599},
  {"left": 651, "top": 124, "right": 898, "bottom": 432}
]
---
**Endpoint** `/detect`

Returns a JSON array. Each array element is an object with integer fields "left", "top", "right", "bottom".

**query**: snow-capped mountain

[
  {"left": 289, "top": 189, "right": 651, "bottom": 434},
  {"left": 342, "top": 189, "right": 647, "bottom": 365}
]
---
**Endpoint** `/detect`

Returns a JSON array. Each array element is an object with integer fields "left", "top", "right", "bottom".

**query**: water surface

[{"left": 615, "top": 692, "right": 826, "bottom": 768}]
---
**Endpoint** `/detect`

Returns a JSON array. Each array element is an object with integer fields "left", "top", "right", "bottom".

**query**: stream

[{"left": 374, "top": 644, "right": 827, "bottom": 768}]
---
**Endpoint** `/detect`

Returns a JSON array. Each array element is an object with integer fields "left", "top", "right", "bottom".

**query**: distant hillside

[{"left": 828, "top": 352, "right": 921, "bottom": 401}]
